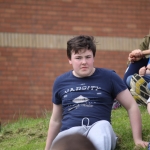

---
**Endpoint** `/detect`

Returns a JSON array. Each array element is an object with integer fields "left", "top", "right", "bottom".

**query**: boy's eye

[
  {"left": 86, "top": 56, "right": 91, "bottom": 58},
  {"left": 76, "top": 57, "right": 81, "bottom": 59}
]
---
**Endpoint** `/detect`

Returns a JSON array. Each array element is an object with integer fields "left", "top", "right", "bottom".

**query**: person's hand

[
  {"left": 145, "top": 64, "right": 150, "bottom": 75},
  {"left": 128, "top": 49, "right": 143, "bottom": 63},
  {"left": 135, "top": 140, "right": 149, "bottom": 149},
  {"left": 139, "top": 66, "right": 146, "bottom": 76}
]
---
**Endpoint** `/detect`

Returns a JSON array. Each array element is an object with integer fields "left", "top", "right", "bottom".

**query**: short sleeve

[
  {"left": 111, "top": 71, "right": 127, "bottom": 99},
  {"left": 52, "top": 77, "right": 62, "bottom": 105}
]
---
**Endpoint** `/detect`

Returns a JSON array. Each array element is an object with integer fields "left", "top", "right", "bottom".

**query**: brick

[{"left": 0, "top": 0, "right": 150, "bottom": 123}]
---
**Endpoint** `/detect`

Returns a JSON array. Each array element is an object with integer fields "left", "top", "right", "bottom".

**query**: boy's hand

[
  {"left": 135, "top": 140, "right": 149, "bottom": 149},
  {"left": 139, "top": 66, "right": 146, "bottom": 76},
  {"left": 128, "top": 49, "right": 143, "bottom": 63}
]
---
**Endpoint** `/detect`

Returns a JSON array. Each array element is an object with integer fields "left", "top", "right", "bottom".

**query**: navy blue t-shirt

[{"left": 52, "top": 68, "right": 127, "bottom": 131}]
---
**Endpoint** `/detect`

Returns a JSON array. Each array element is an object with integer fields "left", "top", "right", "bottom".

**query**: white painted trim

[{"left": 0, "top": 32, "right": 142, "bottom": 51}]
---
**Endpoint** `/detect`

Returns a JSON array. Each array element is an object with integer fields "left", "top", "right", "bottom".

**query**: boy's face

[{"left": 69, "top": 49, "right": 95, "bottom": 77}]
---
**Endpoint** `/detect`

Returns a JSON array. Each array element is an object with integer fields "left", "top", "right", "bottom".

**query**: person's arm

[
  {"left": 116, "top": 89, "right": 148, "bottom": 148},
  {"left": 45, "top": 104, "right": 62, "bottom": 150},
  {"left": 127, "top": 35, "right": 150, "bottom": 64},
  {"left": 128, "top": 49, "right": 143, "bottom": 63}
]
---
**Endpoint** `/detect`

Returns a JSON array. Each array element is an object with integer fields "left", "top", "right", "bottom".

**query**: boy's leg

[
  {"left": 123, "top": 58, "right": 148, "bottom": 88},
  {"left": 130, "top": 89, "right": 146, "bottom": 105},
  {"left": 126, "top": 75, "right": 132, "bottom": 88},
  {"left": 86, "top": 120, "right": 116, "bottom": 150},
  {"left": 147, "top": 82, "right": 150, "bottom": 90},
  {"left": 130, "top": 73, "right": 150, "bottom": 105},
  {"left": 51, "top": 126, "right": 86, "bottom": 149}
]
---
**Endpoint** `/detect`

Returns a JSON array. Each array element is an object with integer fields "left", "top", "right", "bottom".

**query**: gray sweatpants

[{"left": 51, "top": 119, "right": 117, "bottom": 150}]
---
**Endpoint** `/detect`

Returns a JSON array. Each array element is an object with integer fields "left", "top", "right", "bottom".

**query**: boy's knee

[{"left": 126, "top": 75, "right": 132, "bottom": 88}]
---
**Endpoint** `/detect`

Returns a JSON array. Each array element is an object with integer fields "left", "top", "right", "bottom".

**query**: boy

[
  {"left": 45, "top": 35, "right": 148, "bottom": 150},
  {"left": 126, "top": 50, "right": 150, "bottom": 114}
]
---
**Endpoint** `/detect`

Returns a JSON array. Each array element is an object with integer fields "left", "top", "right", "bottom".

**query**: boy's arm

[
  {"left": 127, "top": 35, "right": 150, "bottom": 64},
  {"left": 116, "top": 89, "right": 148, "bottom": 148},
  {"left": 45, "top": 104, "right": 62, "bottom": 150},
  {"left": 128, "top": 49, "right": 150, "bottom": 63},
  {"left": 128, "top": 49, "right": 143, "bottom": 63}
]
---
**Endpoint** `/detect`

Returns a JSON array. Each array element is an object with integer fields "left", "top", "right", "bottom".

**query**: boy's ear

[{"left": 69, "top": 59, "right": 72, "bottom": 64}]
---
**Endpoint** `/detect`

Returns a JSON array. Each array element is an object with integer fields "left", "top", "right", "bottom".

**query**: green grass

[
  {"left": 112, "top": 106, "right": 150, "bottom": 150},
  {"left": 0, "top": 106, "right": 150, "bottom": 150},
  {"left": 0, "top": 112, "right": 50, "bottom": 150}
]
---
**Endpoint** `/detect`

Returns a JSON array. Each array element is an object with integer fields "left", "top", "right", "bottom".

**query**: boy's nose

[{"left": 82, "top": 58, "right": 86, "bottom": 64}]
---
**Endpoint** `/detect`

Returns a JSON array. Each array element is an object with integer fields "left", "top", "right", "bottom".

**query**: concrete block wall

[{"left": 0, "top": 0, "right": 149, "bottom": 123}]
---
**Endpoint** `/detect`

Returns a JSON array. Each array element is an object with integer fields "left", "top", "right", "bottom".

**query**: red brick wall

[
  {"left": 0, "top": 0, "right": 149, "bottom": 37},
  {"left": 0, "top": 47, "right": 128, "bottom": 122},
  {"left": 0, "top": 48, "right": 71, "bottom": 121},
  {"left": 0, "top": 0, "right": 149, "bottom": 123}
]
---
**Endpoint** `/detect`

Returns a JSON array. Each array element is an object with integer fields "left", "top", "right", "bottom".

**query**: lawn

[{"left": 0, "top": 106, "right": 150, "bottom": 150}]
